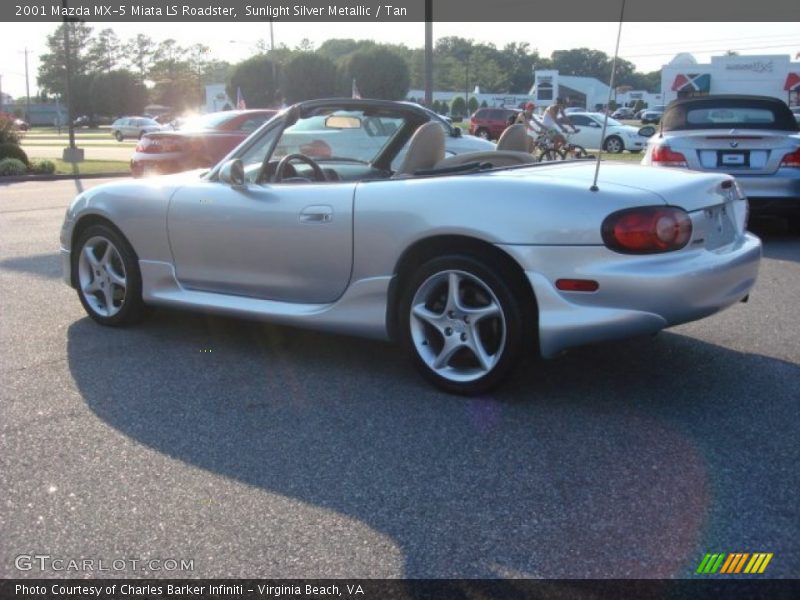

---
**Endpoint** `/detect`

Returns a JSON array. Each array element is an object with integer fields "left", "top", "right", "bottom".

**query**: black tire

[
  {"left": 537, "top": 148, "right": 560, "bottom": 162},
  {"left": 566, "top": 144, "right": 589, "bottom": 159},
  {"left": 603, "top": 136, "right": 624, "bottom": 153},
  {"left": 476, "top": 128, "right": 490, "bottom": 140},
  {"left": 72, "top": 224, "right": 145, "bottom": 326},
  {"left": 114, "top": 130, "right": 123, "bottom": 142},
  {"left": 399, "top": 254, "right": 525, "bottom": 395}
]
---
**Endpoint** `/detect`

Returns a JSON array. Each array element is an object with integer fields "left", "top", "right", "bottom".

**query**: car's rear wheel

[
  {"left": 73, "top": 224, "right": 145, "bottom": 326},
  {"left": 400, "top": 255, "right": 524, "bottom": 395},
  {"left": 114, "top": 131, "right": 123, "bottom": 141},
  {"left": 603, "top": 136, "right": 624, "bottom": 153},
  {"left": 476, "top": 128, "right": 490, "bottom": 140}
]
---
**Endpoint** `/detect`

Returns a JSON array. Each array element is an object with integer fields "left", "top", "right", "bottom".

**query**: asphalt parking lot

[{"left": 0, "top": 178, "right": 798, "bottom": 579}]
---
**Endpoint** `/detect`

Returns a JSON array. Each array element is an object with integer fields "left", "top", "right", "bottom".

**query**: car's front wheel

[
  {"left": 400, "top": 255, "right": 524, "bottom": 395},
  {"left": 73, "top": 224, "right": 145, "bottom": 326},
  {"left": 603, "top": 135, "right": 624, "bottom": 153},
  {"left": 114, "top": 130, "right": 123, "bottom": 141},
  {"left": 475, "top": 128, "right": 490, "bottom": 140}
]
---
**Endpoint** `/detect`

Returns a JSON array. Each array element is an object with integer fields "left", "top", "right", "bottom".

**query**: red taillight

[
  {"left": 137, "top": 137, "right": 183, "bottom": 154},
  {"left": 651, "top": 145, "right": 687, "bottom": 167},
  {"left": 602, "top": 206, "right": 693, "bottom": 254},
  {"left": 781, "top": 148, "right": 800, "bottom": 167}
]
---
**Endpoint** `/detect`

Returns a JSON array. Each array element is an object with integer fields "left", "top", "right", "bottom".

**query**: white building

[
  {"left": 661, "top": 53, "right": 800, "bottom": 106},
  {"left": 405, "top": 89, "right": 535, "bottom": 110},
  {"left": 530, "top": 70, "right": 611, "bottom": 111}
]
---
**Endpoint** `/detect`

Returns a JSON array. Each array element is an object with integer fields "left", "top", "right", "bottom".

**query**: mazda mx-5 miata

[{"left": 61, "top": 99, "right": 762, "bottom": 395}]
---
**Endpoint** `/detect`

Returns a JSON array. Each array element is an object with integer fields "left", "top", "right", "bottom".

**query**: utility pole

[
  {"left": 61, "top": 0, "right": 83, "bottom": 162},
  {"left": 269, "top": 17, "right": 274, "bottom": 51},
  {"left": 23, "top": 48, "right": 31, "bottom": 124},
  {"left": 424, "top": 0, "right": 432, "bottom": 107}
]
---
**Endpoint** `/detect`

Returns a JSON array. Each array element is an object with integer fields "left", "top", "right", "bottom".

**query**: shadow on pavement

[
  {"left": 0, "top": 252, "right": 62, "bottom": 279},
  {"left": 66, "top": 305, "right": 799, "bottom": 578}
]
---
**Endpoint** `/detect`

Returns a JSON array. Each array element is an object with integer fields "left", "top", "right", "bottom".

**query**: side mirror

[
  {"left": 219, "top": 159, "right": 245, "bottom": 186},
  {"left": 638, "top": 126, "right": 656, "bottom": 138},
  {"left": 452, "top": 126, "right": 462, "bottom": 138}
]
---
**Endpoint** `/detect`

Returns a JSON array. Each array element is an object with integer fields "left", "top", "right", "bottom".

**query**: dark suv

[{"left": 469, "top": 107, "right": 521, "bottom": 140}]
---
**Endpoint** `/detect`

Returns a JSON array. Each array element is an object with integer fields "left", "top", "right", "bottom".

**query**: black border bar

[
  {"left": 3, "top": 579, "right": 800, "bottom": 600},
  {"left": 2, "top": 0, "right": 799, "bottom": 22}
]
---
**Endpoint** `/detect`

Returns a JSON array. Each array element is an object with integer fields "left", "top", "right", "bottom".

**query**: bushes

[
  {"left": 0, "top": 158, "right": 28, "bottom": 177},
  {"left": 0, "top": 116, "right": 22, "bottom": 146},
  {"left": 0, "top": 142, "right": 29, "bottom": 165},
  {"left": 30, "top": 159, "right": 56, "bottom": 175}
]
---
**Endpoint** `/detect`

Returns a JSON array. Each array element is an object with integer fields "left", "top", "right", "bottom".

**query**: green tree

[
  {"left": 451, "top": 96, "right": 466, "bottom": 117},
  {"left": 467, "top": 96, "right": 479, "bottom": 113},
  {"left": 282, "top": 53, "right": 336, "bottom": 103},
  {"left": 87, "top": 28, "right": 122, "bottom": 73},
  {"left": 338, "top": 47, "right": 409, "bottom": 100},
  {"left": 228, "top": 55, "right": 279, "bottom": 108},
  {"left": 124, "top": 34, "right": 155, "bottom": 81},
  {"left": 37, "top": 22, "right": 95, "bottom": 99},
  {"left": 89, "top": 70, "right": 147, "bottom": 117}
]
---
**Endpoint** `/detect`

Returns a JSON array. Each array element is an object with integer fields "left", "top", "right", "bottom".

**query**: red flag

[
  {"left": 352, "top": 79, "right": 361, "bottom": 99},
  {"left": 236, "top": 87, "right": 246, "bottom": 110}
]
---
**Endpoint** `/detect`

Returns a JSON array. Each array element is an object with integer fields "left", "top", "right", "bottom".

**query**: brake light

[
  {"left": 136, "top": 137, "right": 184, "bottom": 154},
  {"left": 602, "top": 206, "right": 693, "bottom": 254},
  {"left": 780, "top": 148, "right": 800, "bottom": 167},
  {"left": 651, "top": 145, "right": 687, "bottom": 167}
]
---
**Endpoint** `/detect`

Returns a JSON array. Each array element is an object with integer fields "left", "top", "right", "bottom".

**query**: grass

[{"left": 30, "top": 158, "right": 130, "bottom": 175}]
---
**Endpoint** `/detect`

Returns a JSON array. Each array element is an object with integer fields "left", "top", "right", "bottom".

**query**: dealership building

[{"left": 660, "top": 53, "right": 800, "bottom": 106}]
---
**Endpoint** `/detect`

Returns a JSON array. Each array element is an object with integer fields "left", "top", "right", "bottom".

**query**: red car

[
  {"left": 130, "top": 110, "right": 277, "bottom": 177},
  {"left": 468, "top": 107, "right": 521, "bottom": 140}
]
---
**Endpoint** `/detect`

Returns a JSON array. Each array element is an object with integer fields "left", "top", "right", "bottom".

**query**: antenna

[{"left": 590, "top": 0, "right": 627, "bottom": 192}]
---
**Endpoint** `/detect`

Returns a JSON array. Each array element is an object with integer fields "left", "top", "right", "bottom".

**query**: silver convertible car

[{"left": 61, "top": 99, "right": 762, "bottom": 395}]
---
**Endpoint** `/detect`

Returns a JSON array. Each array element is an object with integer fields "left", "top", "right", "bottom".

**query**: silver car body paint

[{"left": 61, "top": 157, "right": 761, "bottom": 358}]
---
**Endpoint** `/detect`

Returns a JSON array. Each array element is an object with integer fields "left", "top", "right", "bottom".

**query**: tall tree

[
  {"left": 87, "top": 28, "right": 122, "bottom": 73},
  {"left": 227, "top": 56, "right": 279, "bottom": 108},
  {"left": 37, "top": 22, "right": 94, "bottom": 98},
  {"left": 338, "top": 47, "right": 409, "bottom": 100},
  {"left": 282, "top": 53, "right": 336, "bottom": 103},
  {"left": 124, "top": 34, "right": 155, "bottom": 81},
  {"left": 88, "top": 70, "right": 147, "bottom": 116}
]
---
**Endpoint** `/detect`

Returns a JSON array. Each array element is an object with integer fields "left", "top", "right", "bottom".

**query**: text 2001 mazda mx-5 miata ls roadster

[{"left": 61, "top": 99, "right": 762, "bottom": 395}]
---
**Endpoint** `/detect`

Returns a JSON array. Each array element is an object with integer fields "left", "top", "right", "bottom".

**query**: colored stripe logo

[{"left": 696, "top": 552, "right": 773, "bottom": 574}]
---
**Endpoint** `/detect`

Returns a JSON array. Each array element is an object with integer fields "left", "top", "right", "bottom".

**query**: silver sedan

[{"left": 61, "top": 99, "right": 761, "bottom": 395}]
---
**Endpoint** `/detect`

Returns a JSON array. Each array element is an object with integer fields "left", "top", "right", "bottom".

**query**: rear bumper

[
  {"left": 499, "top": 233, "right": 762, "bottom": 358},
  {"left": 734, "top": 169, "right": 800, "bottom": 202}
]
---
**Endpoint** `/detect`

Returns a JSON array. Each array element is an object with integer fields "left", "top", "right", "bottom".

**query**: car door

[
  {"left": 569, "top": 115, "right": 602, "bottom": 150},
  {"left": 167, "top": 178, "right": 355, "bottom": 304}
]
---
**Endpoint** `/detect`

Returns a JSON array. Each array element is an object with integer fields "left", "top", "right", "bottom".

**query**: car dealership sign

[{"left": 725, "top": 60, "right": 774, "bottom": 73}]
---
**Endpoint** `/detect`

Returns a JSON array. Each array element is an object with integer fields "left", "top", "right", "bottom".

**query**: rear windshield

[{"left": 662, "top": 98, "right": 798, "bottom": 132}]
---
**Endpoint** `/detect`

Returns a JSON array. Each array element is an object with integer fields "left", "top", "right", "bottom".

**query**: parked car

[
  {"left": 564, "top": 112, "right": 653, "bottom": 153},
  {"left": 61, "top": 98, "right": 761, "bottom": 395},
  {"left": 641, "top": 94, "right": 800, "bottom": 230},
  {"left": 641, "top": 106, "right": 666, "bottom": 124},
  {"left": 13, "top": 118, "right": 29, "bottom": 131},
  {"left": 611, "top": 107, "right": 634, "bottom": 119},
  {"left": 111, "top": 116, "right": 163, "bottom": 141},
  {"left": 563, "top": 107, "right": 585, "bottom": 115},
  {"left": 469, "top": 107, "right": 521, "bottom": 140},
  {"left": 401, "top": 102, "right": 495, "bottom": 154},
  {"left": 74, "top": 115, "right": 113, "bottom": 128},
  {"left": 130, "top": 110, "right": 278, "bottom": 177}
]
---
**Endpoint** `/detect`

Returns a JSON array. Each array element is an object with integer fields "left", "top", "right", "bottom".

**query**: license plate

[{"left": 718, "top": 151, "right": 748, "bottom": 166}]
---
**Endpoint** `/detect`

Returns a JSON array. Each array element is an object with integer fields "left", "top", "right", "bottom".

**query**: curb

[{"left": 0, "top": 172, "right": 130, "bottom": 183}]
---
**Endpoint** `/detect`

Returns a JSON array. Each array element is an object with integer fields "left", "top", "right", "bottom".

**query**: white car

[{"left": 564, "top": 112, "right": 653, "bottom": 153}]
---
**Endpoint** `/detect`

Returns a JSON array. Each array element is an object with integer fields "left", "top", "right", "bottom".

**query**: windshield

[
  {"left": 274, "top": 110, "right": 406, "bottom": 164},
  {"left": 178, "top": 112, "right": 237, "bottom": 130},
  {"left": 662, "top": 98, "right": 799, "bottom": 131}
]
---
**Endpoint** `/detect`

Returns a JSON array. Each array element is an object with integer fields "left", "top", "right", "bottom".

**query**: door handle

[{"left": 299, "top": 205, "right": 333, "bottom": 223}]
